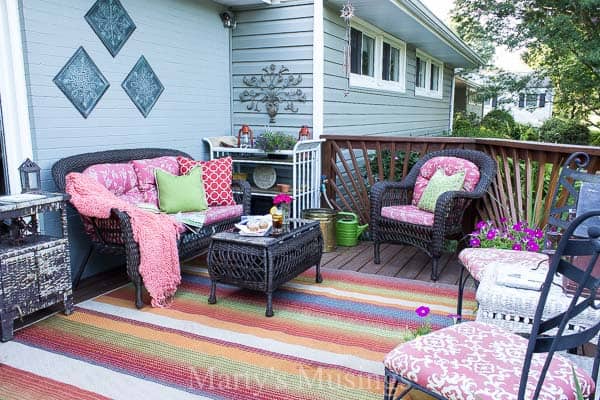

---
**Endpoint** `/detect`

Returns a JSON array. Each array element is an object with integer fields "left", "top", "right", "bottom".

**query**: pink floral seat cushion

[
  {"left": 131, "top": 156, "right": 179, "bottom": 205},
  {"left": 384, "top": 322, "right": 595, "bottom": 400},
  {"left": 459, "top": 248, "right": 549, "bottom": 282},
  {"left": 82, "top": 163, "right": 138, "bottom": 196},
  {"left": 412, "top": 157, "right": 481, "bottom": 205},
  {"left": 381, "top": 205, "right": 434, "bottom": 226}
]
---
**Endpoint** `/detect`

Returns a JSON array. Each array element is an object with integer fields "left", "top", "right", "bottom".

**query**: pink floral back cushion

[
  {"left": 131, "top": 156, "right": 179, "bottom": 197},
  {"left": 82, "top": 163, "right": 138, "bottom": 196},
  {"left": 412, "top": 156, "right": 480, "bottom": 205}
]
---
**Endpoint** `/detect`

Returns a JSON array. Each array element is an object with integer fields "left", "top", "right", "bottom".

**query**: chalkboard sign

[{"left": 575, "top": 181, "right": 600, "bottom": 237}]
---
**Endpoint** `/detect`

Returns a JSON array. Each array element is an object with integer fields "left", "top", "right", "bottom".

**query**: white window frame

[
  {"left": 415, "top": 50, "right": 443, "bottom": 99},
  {"left": 349, "top": 18, "right": 406, "bottom": 93}
]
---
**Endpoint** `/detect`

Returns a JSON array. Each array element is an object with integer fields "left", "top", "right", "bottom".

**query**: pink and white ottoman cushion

[
  {"left": 381, "top": 205, "right": 434, "bottom": 226},
  {"left": 459, "top": 248, "right": 549, "bottom": 282},
  {"left": 384, "top": 321, "right": 595, "bottom": 400},
  {"left": 412, "top": 157, "right": 481, "bottom": 205}
]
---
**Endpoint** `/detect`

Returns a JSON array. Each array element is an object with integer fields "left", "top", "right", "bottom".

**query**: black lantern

[{"left": 19, "top": 158, "right": 41, "bottom": 193}]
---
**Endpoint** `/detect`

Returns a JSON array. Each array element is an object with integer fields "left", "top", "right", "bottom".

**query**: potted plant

[{"left": 256, "top": 131, "right": 297, "bottom": 156}]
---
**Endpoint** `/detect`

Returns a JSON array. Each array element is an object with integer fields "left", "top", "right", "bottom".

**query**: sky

[{"left": 419, "top": 0, "right": 532, "bottom": 72}]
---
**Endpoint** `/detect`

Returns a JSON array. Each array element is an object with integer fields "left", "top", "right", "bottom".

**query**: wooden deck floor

[{"left": 321, "top": 241, "right": 475, "bottom": 289}]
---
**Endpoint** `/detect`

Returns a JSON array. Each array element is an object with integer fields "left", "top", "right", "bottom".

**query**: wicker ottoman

[{"left": 207, "top": 219, "right": 323, "bottom": 317}]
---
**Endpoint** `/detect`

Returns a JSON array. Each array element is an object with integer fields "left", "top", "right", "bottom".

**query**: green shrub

[
  {"left": 591, "top": 129, "right": 600, "bottom": 146},
  {"left": 538, "top": 118, "right": 590, "bottom": 145},
  {"left": 453, "top": 112, "right": 480, "bottom": 131},
  {"left": 481, "top": 109, "right": 517, "bottom": 138},
  {"left": 255, "top": 131, "right": 297, "bottom": 152}
]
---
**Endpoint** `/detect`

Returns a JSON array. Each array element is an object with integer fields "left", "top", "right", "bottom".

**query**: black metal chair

[
  {"left": 384, "top": 211, "right": 600, "bottom": 400},
  {"left": 370, "top": 149, "right": 496, "bottom": 280},
  {"left": 456, "top": 151, "right": 600, "bottom": 318}
]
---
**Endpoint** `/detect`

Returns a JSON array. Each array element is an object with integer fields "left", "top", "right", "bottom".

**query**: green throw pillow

[
  {"left": 155, "top": 166, "right": 208, "bottom": 213},
  {"left": 417, "top": 169, "right": 465, "bottom": 212}
]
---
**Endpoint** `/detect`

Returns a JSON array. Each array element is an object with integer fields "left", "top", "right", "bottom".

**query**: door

[{"left": 0, "top": 96, "right": 8, "bottom": 195}]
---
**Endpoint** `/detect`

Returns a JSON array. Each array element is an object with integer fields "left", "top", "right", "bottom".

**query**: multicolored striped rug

[{"left": 0, "top": 266, "right": 475, "bottom": 400}]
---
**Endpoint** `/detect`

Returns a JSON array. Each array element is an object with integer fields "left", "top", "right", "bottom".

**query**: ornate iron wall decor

[
  {"left": 239, "top": 64, "right": 305, "bottom": 124},
  {"left": 340, "top": 1, "right": 355, "bottom": 96},
  {"left": 85, "top": 0, "right": 136, "bottom": 57},
  {"left": 53, "top": 47, "right": 110, "bottom": 118},
  {"left": 122, "top": 56, "right": 164, "bottom": 117}
]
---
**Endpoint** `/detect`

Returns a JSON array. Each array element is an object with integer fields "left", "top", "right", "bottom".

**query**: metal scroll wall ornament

[
  {"left": 85, "top": 0, "right": 136, "bottom": 57},
  {"left": 53, "top": 47, "right": 110, "bottom": 118},
  {"left": 340, "top": 1, "right": 355, "bottom": 96},
  {"left": 239, "top": 64, "right": 305, "bottom": 124},
  {"left": 122, "top": 56, "right": 164, "bottom": 117}
]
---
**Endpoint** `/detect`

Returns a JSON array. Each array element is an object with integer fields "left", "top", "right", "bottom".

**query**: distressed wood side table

[
  {"left": 0, "top": 192, "right": 74, "bottom": 341},
  {"left": 207, "top": 219, "right": 323, "bottom": 316}
]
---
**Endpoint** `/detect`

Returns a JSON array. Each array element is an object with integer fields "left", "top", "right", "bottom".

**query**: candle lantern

[
  {"left": 19, "top": 158, "right": 42, "bottom": 193},
  {"left": 298, "top": 125, "right": 311, "bottom": 141},
  {"left": 237, "top": 124, "right": 254, "bottom": 148}
]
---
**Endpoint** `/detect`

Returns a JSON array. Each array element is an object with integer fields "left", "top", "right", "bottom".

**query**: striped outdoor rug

[{"left": 0, "top": 266, "right": 475, "bottom": 400}]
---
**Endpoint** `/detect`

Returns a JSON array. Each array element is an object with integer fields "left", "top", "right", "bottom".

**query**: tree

[{"left": 452, "top": 0, "right": 600, "bottom": 129}]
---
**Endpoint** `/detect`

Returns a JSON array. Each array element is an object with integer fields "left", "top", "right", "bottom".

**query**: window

[
  {"left": 526, "top": 93, "right": 538, "bottom": 108},
  {"left": 415, "top": 50, "right": 443, "bottom": 98},
  {"left": 349, "top": 20, "right": 406, "bottom": 92}
]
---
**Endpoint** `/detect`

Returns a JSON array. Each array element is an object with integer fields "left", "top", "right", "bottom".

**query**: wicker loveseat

[{"left": 52, "top": 148, "right": 251, "bottom": 308}]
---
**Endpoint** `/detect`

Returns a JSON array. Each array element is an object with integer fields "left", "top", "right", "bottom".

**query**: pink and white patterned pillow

[
  {"left": 381, "top": 205, "right": 434, "bottom": 226},
  {"left": 412, "top": 156, "right": 480, "bottom": 205},
  {"left": 131, "top": 156, "right": 179, "bottom": 204},
  {"left": 177, "top": 156, "right": 234, "bottom": 207},
  {"left": 82, "top": 163, "right": 138, "bottom": 196}
]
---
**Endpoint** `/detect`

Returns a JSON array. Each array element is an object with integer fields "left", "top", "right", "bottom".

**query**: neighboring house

[
  {"left": 484, "top": 78, "right": 553, "bottom": 126},
  {"left": 0, "top": 0, "right": 481, "bottom": 276},
  {"left": 453, "top": 77, "right": 484, "bottom": 119}
]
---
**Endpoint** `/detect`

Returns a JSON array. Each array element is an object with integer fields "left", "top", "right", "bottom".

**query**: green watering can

[{"left": 336, "top": 212, "right": 368, "bottom": 247}]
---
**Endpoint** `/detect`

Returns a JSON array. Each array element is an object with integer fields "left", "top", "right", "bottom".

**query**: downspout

[
  {"left": 448, "top": 69, "right": 456, "bottom": 135},
  {"left": 228, "top": 18, "right": 234, "bottom": 138}
]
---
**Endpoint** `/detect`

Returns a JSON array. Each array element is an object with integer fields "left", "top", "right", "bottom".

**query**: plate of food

[{"left": 235, "top": 215, "right": 273, "bottom": 236}]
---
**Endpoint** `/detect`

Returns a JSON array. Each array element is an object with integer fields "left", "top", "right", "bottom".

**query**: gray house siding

[
  {"left": 323, "top": 6, "right": 453, "bottom": 137},
  {"left": 231, "top": 1, "right": 314, "bottom": 137},
  {"left": 20, "top": 0, "right": 231, "bottom": 277}
]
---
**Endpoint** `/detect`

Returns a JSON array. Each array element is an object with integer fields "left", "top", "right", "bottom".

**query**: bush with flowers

[{"left": 468, "top": 218, "right": 545, "bottom": 252}]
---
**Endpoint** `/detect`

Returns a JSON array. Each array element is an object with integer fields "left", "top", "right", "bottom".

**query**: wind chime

[{"left": 340, "top": 0, "right": 355, "bottom": 96}]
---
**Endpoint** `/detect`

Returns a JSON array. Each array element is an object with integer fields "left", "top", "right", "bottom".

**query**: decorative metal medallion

[
  {"left": 239, "top": 64, "right": 306, "bottom": 124},
  {"left": 53, "top": 47, "right": 110, "bottom": 118},
  {"left": 85, "top": 0, "right": 136, "bottom": 57},
  {"left": 122, "top": 56, "right": 164, "bottom": 117},
  {"left": 340, "top": 0, "right": 355, "bottom": 97}
]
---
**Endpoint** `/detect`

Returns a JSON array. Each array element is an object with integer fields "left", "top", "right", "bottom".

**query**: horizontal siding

[
  {"left": 231, "top": 1, "right": 314, "bottom": 136},
  {"left": 21, "top": 0, "right": 232, "bottom": 277},
  {"left": 323, "top": 6, "right": 453, "bottom": 137}
]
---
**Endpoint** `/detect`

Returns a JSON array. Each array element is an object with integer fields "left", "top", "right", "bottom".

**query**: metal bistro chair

[
  {"left": 370, "top": 149, "right": 496, "bottom": 280},
  {"left": 384, "top": 211, "right": 600, "bottom": 400},
  {"left": 456, "top": 151, "right": 600, "bottom": 320}
]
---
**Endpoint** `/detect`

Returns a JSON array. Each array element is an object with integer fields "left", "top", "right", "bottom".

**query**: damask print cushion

[
  {"left": 83, "top": 162, "right": 138, "bottom": 196},
  {"left": 459, "top": 248, "right": 549, "bottom": 282},
  {"left": 417, "top": 169, "right": 465, "bottom": 212},
  {"left": 131, "top": 157, "right": 179, "bottom": 191},
  {"left": 177, "top": 156, "right": 235, "bottom": 207},
  {"left": 381, "top": 205, "right": 434, "bottom": 226},
  {"left": 384, "top": 321, "right": 595, "bottom": 400},
  {"left": 412, "top": 157, "right": 480, "bottom": 205}
]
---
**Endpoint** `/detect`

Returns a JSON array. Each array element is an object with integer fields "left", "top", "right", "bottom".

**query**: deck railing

[{"left": 321, "top": 135, "right": 600, "bottom": 228}]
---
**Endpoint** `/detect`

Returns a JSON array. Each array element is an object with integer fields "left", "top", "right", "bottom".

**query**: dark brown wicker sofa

[{"left": 52, "top": 148, "right": 251, "bottom": 308}]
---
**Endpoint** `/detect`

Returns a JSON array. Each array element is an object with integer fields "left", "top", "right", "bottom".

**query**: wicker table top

[
  {"left": 0, "top": 192, "right": 69, "bottom": 213},
  {"left": 211, "top": 218, "right": 319, "bottom": 248}
]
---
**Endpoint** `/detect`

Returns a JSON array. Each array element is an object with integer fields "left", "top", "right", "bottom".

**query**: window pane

[
  {"left": 416, "top": 57, "right": 426, "bottom": 88},
  {"left": 430, "top": 63, "right": 439, "bottom": 91},
  {"left": 382, "top": 42, "right": 391, "bottom": 81},
  {"left": 390, "top": 47, "right": 399, "bottom": 82},
  {"left": 350, "top": 28, "right": 361, "bottom": 75},
  {"left": 526, "top": 93, "right": 538, "bottom": 107},
  {"left": 362, "top": 34, "right": 374, "bottom": 77}
]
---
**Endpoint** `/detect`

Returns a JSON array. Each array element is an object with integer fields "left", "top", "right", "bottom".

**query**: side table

[
  {"left": 0, "top": 192, "right": 74, "bottom": 341},
  {"left": 207, "top": 219, "right": 323, "bottom": 316}
]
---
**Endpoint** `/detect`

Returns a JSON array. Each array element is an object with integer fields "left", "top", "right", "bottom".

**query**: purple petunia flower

[
  {"left": 476, "top": 220, "right": 487, "bottom": 229},
  {"left": 486, "top": 229, "right": 497, "bottom": 240},
  {"left": 500, "top": 217, "right": 507, "bottom": 223},
  {"left": 415, "top": 306, "right": 430, "bottom": 318},
  {"left": 526, "top": 240, "right": 540, "bottom": 252},
  {"left": 535, "top": 229, "right": 544, "bottom": 239},
  {"left": 469, "top": 237, "right": 481, "bottom": 247},
  {"left": 513, "top": 223, "right": 522, "bottom": 232},
  {"left": 512, "top": 243, "right": 522, "bottom": 251}
]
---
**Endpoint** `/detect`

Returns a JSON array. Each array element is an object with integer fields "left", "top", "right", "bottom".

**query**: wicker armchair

[
  {"left": 370, "top": 149, "right": 496, "bottom": 280},
  {"left": 52, "top": 148, "right": 251, "bottom": 308}
]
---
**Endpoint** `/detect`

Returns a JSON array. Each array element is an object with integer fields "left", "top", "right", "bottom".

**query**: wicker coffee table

[{"left": 207, "top": 218, "right": 323, "bottom": 317}]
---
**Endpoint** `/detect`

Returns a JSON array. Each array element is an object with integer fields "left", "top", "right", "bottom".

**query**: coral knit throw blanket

[{"left": 66, "top": 172, "right": 181, "bottom": 307}]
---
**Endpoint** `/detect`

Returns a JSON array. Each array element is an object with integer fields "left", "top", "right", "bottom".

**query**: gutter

[{"left": 397, "top": 0, "right": 484, "bottom": 67}]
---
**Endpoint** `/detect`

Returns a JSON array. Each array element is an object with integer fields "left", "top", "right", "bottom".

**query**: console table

[{"left": 0, "top": 192, "right": 73, "bottom": 341}]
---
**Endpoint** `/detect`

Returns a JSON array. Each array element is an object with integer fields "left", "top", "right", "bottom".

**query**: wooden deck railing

[{"left": 321, "top": 135, "right": 600, "bottom": 228}]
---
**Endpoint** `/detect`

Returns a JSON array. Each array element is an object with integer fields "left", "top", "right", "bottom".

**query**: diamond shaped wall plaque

[
  {"left": 85, "top": 0, "right": 136, "bottom": 57},
  {"left": 53, "top": 47, "right": 110, "bottom": 118},
  {"left": 122, "top": 56, "right": 164, "bottom": 118}
]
